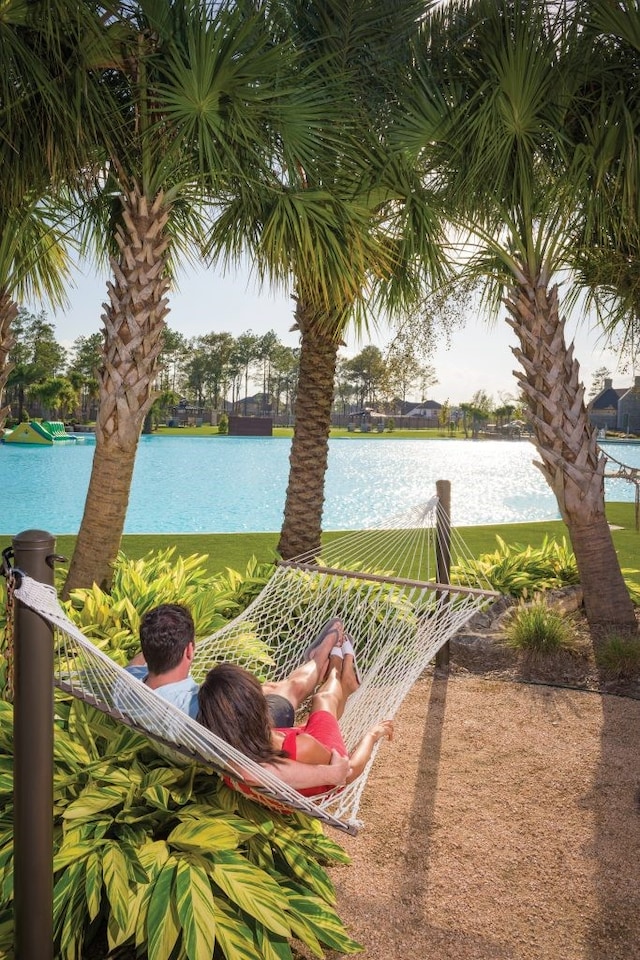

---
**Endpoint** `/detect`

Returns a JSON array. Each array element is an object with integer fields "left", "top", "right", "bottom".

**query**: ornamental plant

[
  {"left": 61, "top": 548, "right": 274, "bottom": 665},
  {"left": 0, "top": 698, "right": 360, "bottom": 959},
  {"left": 450, "top": 535, "right": 580, "bottom": 598},
  {"left": 502, "top": 598, "right": 576, "bottom": 654},
  {"left": 0, "top": 550, "right": 360, "bottom": 959}
]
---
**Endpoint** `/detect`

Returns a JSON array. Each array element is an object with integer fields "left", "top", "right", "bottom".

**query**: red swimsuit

[{"left": 276, "top": 709, "right": 348, "bottom": 797}]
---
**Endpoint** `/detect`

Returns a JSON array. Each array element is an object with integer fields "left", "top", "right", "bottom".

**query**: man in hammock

[{"left": 125, "top": 604, "right": 351, "bottom": 791}]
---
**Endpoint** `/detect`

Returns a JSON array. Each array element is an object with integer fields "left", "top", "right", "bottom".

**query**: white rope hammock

[{"left": 13, "top": 496, "right": 499, "bottom": 835}]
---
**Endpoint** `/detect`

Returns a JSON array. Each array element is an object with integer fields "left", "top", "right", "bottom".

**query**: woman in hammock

[{"left": 197, "top": 642, "right": 394, "bottom": 797}]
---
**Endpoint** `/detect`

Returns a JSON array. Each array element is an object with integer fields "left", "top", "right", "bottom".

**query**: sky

[{"left": 40, "top": 258, "right": 632, "bottom": 406}]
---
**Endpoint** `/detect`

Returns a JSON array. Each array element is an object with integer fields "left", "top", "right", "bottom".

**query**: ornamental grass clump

[
  {"left": 503, "top": 598, "right": 576, "bottom": 655},
  {"left": 595, "top": 634, "right": 640, "bottom": 681}
]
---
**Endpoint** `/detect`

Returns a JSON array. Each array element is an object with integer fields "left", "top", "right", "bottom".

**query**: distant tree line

[{"left": 7, "top": 309, "right": 457, "bottom": 424}]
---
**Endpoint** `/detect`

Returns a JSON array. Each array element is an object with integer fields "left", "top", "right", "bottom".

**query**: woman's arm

[
  {"left": 261, "top": 749, "right": 350, "bottom": 790},
  {"left": 346, "top": 720, "right": 394, "bottom": 783}
]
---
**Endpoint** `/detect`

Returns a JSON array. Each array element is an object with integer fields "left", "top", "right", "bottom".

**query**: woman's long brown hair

[{"left": 197, "top": 663, "right": 287, "bottom": 765}]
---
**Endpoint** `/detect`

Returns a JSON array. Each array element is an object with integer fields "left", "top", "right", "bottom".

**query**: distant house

[
  {"left": 235, "top": 393, "right": 273, "bottom": 416},
  {"left": 618, "top": 377, "right": 640, "bottom": 433},
  {"left": 404, "top": 400, "right": 443, "bottom": 422},
  {"left": 588, "top": 377, "right": 640, "bottom": 433}
]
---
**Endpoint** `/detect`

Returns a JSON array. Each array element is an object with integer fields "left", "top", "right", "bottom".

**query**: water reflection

[{"left": 1, "top": 436, "right": 637, "bottom": 534}]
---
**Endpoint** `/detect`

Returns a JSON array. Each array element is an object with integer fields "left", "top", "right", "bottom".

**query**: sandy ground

[{"left": 313, "top": 673, "right": 640, "bottom": 960}]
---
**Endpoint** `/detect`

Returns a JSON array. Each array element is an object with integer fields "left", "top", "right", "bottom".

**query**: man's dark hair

[{"left": 139, "top": 603, "right": 195, "bottom": 674}]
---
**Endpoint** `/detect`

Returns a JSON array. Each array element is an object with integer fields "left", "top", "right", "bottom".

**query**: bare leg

[
  {"left": 340, "top": 647, "right": 360, "bottom": 700},
  {"left": 310, "top": 654, "right": 350, "bottom": 720},
  {"left": 262, "top": 618, "right": 345, "bottom": 711}
]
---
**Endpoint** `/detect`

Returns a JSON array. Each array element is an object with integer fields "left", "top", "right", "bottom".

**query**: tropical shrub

[
  {"left": 0, "top": 698, "right": 360, "bottom": 960},
  {"left": 217, "top": 413, "right": 229, "bottom": 435},
  {"left": 451, "top": 535, "right": 580, "bottom": 598},
  {"left": 0, "top": 553, "right": 361, "bottom": 958},
  {"left": 503, "top": 598, "right": 575, "bottom": 654},
  {"left": 62, "top": 549, "right": 274, "bottom": 665}
]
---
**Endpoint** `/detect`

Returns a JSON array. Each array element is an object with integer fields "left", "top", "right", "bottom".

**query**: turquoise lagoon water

[{"left": 3, "top": 436, "right": 639, "bottom": 535}]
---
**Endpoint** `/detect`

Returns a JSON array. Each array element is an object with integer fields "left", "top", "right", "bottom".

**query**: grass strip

[{"left": 4, "top": 502, "right": 637, "bottom": 587}]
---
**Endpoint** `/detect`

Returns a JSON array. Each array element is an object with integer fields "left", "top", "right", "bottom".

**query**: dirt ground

[{"left": 309, "top": 614, "right": 640, "bottom": 960}]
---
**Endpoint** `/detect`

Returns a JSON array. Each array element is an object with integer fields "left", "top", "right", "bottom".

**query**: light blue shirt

[{"left": 124, "top": 665, "right": 200, "bottom": 719}]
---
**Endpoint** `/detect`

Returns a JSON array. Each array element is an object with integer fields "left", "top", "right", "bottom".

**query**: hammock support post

[
  {"left": 12, "top": 529, "right": 55, "bottom": 960},
  {"left": 435, "top": 480, "right": 452, "bottom": 670}
]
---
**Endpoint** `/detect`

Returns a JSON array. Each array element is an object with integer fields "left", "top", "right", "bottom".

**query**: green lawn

[
  {"left": 18, "top": 500, "right": 638, "bottom": 589},
  {"left": 153, "top": 424, "right": 463, "bottom": 440}
]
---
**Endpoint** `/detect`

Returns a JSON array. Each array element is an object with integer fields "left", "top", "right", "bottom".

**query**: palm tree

[
  {"left": 0, "top": 0, "right": 109, "bottom": 428},
  {"left": 569, "top": 1, "right": 640, "bottom": 361},
  {"left": 0, "top": 203, "right": 73, "bottom": 424},
  {"left": 63, "top": 0, "right": 312, "bottom": 593},
  {"left": 396, "top": 0, "right": 636, "bottom": 632},
  {"left": 208, "top": 0, "right": 446, "bottom": 559}
]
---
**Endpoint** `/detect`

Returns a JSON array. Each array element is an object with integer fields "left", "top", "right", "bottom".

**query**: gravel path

[{"left": 311, "top": 674, "right": 640, "bottom": 960}]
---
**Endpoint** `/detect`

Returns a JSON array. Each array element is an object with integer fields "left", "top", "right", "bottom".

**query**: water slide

[{"left": 3, "top": 421, "right": 80, "bottom": 445}]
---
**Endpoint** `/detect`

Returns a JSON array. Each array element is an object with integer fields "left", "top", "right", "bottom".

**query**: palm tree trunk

[
  {"left": 505, "top": 271, "right": 636, "bottom": 633},
  {"left": 277, "top": 299, "right": 341, "bottom": 560},
  {"left": 0, "top": 291, "right": 16, "bottom": 427},
  {"left": 63, "top": 187, "right": 170, "bottom": 596}
]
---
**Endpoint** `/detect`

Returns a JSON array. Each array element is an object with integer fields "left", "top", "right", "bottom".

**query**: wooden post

[
  {"left": 435, "top": 480, "right": 451, "bottom": 670},
  {"left": 13, "top": 530, "right": 56, "bottom": 960}
]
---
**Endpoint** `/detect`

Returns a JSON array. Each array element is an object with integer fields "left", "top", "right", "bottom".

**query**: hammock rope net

[{"left": 13, "top": 496, "right": 498, "bottom": 835}]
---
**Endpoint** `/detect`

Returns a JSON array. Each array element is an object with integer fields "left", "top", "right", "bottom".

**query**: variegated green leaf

[
  {"left": 0, "top": 915, "right": 14, "bottom": 954},
  {"left": 1, "top": 856, "right": 13, "bottom": 903},
  {"left": 283, "top": 909, "right": 324, "bottom": 959},
  {"left": 209, "top": 852, "right": 291, "bottom": 937},
  {"left": 63, "top": 785, "right": 125, "bottom": 819},
  {"left": 141, "top": 783, "right": 172, "bottom": 809},
  {"left": 53, "top": 840, "right": 101, "bottom": 871},
  {"left": 175, "top": 858, "right": 216, "bottom": 960},
  {"left": 254, "top": 923, "right": 293, "bottom": 960},
  {"left": 292, "top": 824, "right": 352, "bottom": 865},
  {"left": 102, "top": 842, "right": 132, "bottom": 933},
  {"left": 245, "top": 834, "right": 276, "bottom": 873},
  {"left": 53, "top": 861, "right": 84, "bottom": 942},
  {"left": 211, "top": 896, "right": 262, "bottom": 960},
  {"left": 168, "top": 818, "right": 240, "bottom": 853},
  {"left": 272, "top": 835, "right": 335, "bottom": 904},
  {"left": 147, "top": 858, "right": 181, "bottom": 960},
  {"left": 181, "top": 804, "right": 257, "bottom": 841},
  {"left": 60, "top": 862, "right": 90, "bottom": 960},
  {"left": 137, "top": 839, "right": 171, "bottom": 874},
  {"left": 53, "top": 731, "right": 92, "bottom": 767},
  {"left": 84, "top": 851, "right": 103, "bottom": 922},
  {"left": 286, "top": 893, "right": 362, "bottom": 954}
]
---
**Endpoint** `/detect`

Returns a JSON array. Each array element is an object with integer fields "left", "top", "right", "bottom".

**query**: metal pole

[
  {"left": 434, "top": 480, "right": 451, "bottom": 671},
  {"left": 13, "top": 529, "right": 56, "bottom": 960}
]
